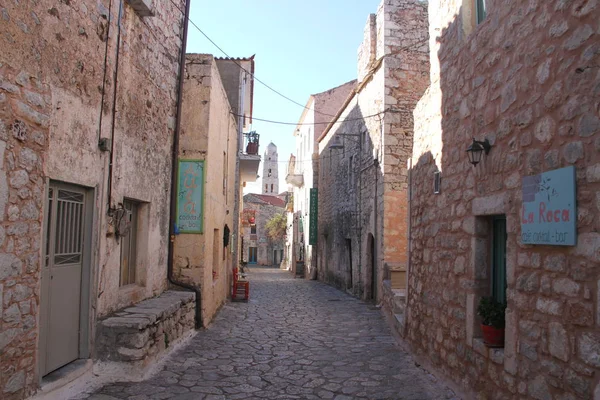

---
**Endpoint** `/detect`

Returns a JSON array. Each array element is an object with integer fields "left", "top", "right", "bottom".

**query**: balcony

[
  {"left": 239, "top": 131, "right": 261, "bottom": 183},
  {"left": 285, "top": 154, "right": 304, "bottom": 188}
]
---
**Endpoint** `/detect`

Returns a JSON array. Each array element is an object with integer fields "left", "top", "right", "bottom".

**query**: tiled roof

[{"left": 244, "top": 194, "right": 286, "bottom": 208}]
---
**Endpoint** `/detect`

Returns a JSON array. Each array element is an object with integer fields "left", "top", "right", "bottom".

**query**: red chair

[{"left": 232, "top": 267, "right": 249, "bottom": 301}]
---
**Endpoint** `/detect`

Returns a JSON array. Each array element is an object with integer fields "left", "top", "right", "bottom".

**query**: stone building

[
  {"left": 286, "top": 81, "right": 356, "bottom": 278},
  {"left": 0, "top": 0, "right": 190, "bottom": 398},
  {"left": 173, "top": 53, "right": 257, "bottom": 327},
  {"left": 241, "top": 193, "right": 286, "bottom": 266},
  {"left": 317, "top": 0, "right": 429, "bottom": 300},
  {"left": 406, "top": 0, "right": 600, "bottom": 398}
]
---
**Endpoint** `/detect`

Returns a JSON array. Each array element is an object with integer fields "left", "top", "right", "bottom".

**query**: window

[
  {"left": 251, "top": 225, "right": 257, "bottom": 234},
  {"left": 271, "top": 184, "right": 274, "bottom": 193},
  {"left": 491, "top": 216, "right": 507, "bottom": 304},
  {"left": 434, "top": 171, "right": 441, "bottom": 194},
  {"left": 476, "top": 0, "right": 486, "bottom": 24},
  {"left": 120, "top": 200, "right": 139, "bottom": 286},
  {"left": 265, "top": 184, "right": 268, "bottom": 192}
]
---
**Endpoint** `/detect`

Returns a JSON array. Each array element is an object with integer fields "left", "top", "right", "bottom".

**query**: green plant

[
  {"left": 265, "top": 213, "right": 287, "bottom": 241},
  {"left": 477, "top": 297, "right": 506, "bottom": 329}
]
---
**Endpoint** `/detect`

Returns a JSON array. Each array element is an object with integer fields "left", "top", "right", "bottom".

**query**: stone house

[
  {"left": 286, "top": 81, "right": 356, "bottom": 278},
  {"left": 173, "top": 53, "right": 258, "bottom": 327},
  {"left": 0, "top": 0, "right": 191, "bottom": 398},
  {"left": 241, "top": 193, "right": 286, "bottom": 266},
  {"left": 317, "top": 0, "right": 429, "bottom": 300},
  {"left": 406, "top": 0, "right": 600, "bottom": 398}
]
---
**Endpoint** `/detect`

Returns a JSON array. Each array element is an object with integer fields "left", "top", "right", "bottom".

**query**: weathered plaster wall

[
  {"left": 409, "top": 0, "right": 600, "bottom": 398},
  {"left": 174, "top": 54, "right": 238, "bottom": 326},
  {"left": 317, "top": 0, "right": 429, "bottom": 300},
  {"left": 0, "top": 0, "right": 184, "bottom": 397}
]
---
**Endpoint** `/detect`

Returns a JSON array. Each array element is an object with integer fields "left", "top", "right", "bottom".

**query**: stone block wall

[
  {"left": 408, "top": 0, "right": 600, "bottom": 398},
  {"left": 241, "top": 199, "right": 285, "bottom": 266},
  {"left": 0, "top": 66, "right": 49, "bottom": 399},
  {"left": 1, "top": 0, "right": 185, "bottom": 397},
  {"left": 317, "top": 0, "right": 429, "bottom": 301},
  {"left": 95, "top": 291, "right": 195, "bottom": 366}
]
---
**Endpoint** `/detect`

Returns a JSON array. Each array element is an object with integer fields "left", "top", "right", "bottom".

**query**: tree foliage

[{"left": 265, "top": 213, "right": 287, "bottom": 241}]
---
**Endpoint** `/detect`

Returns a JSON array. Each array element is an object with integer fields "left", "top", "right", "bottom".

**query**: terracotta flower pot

[{"left": 481, "top": 324, "right": 505, "bottom": 347}]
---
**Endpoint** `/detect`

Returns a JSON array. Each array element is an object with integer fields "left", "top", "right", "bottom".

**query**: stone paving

[{"left": 85, "top": 268, "right": 457, "bottom": 400}]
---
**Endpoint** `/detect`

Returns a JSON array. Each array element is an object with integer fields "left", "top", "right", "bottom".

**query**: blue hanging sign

[
  {"left": 521, "top": 166, "right": 576, "bottom": 246},
  {"left": 176, "top": 160, "right": 205, "bottom": 234}
]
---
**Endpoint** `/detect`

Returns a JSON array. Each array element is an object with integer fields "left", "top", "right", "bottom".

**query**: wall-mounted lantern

[{"left": 466, "top": 138, "right": 492, "bottom": 166}]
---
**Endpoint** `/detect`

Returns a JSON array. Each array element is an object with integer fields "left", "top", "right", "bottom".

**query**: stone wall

[
  {"left": 408, "top": 0, "right": 600, "bottom": 398},
  {"left": 174, "top": 54, "right": 238, "bottom": 327},
  {"left": 317, "top": 0, "right": 429, "bottom": 301},
  {"left": 95, "top": 291, "right": 195, "bottom": 367},
  {"left": 0, "top": 0, "right": 185, "bottom": 397},
  {"left": 241, "top": 197, "right": 285, "bottom": 266}
]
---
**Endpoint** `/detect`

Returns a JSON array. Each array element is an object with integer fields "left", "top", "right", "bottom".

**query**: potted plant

[{"left": 477, "top": 297, "right": 506, "bottom": 347}]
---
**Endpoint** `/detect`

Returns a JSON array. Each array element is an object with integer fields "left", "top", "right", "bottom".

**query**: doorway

[
  {"left": 367, "top": 234, "right": 376, "bottom": 300},
  {"left": 346, "top": 239, "right": 353, "bottom": 290},
  {"left": 248, "top": 246, "right": 258, "bottom": 264},
  {"left": 40, "top": 181, "right": 93, "bottom": 376}
]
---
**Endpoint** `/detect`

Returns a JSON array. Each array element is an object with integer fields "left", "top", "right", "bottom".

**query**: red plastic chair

[{"left": 232, "top": 267, "right": 249, "bottom": 301}]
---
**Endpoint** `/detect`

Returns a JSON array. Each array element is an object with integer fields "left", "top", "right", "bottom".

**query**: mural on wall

[
  {"left": 521, "top": 166, "right": 576, "bottom": 246},
  {"left": 176, "top": 160, "right": 205, "bottom": 233}
]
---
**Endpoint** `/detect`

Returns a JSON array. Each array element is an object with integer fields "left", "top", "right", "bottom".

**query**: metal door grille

[{"left": 48, "top": 189, "right": 85, "bottom": 266}]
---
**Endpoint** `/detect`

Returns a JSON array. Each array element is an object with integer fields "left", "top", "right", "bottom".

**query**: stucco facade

[
  {"left": 286, "top": 81, "right": 356, "bottom": 279},
  {"left": 407, "top": 0, "right": 600, "bottom": 398},
  {"left": 173, "top": 54, "right": 240, "bottom": 327},
  {"left": 0, "top": 0, "right": 185, "bottom": 398},
  {"left": 317, "top": 0, "right": 429, "bottom": 300}
]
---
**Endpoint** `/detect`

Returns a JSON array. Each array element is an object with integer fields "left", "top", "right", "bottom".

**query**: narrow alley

[{"left": 85, "top": 268, "right": 456, "bottom": 400}]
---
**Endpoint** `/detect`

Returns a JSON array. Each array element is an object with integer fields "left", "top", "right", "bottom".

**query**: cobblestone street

[{"left": 87, "top": 268, "right": 456, "bottom": 400}]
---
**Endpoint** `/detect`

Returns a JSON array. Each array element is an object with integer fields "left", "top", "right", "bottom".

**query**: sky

[{"left": 186, "top": 0, "right": 380, "bottom": 194}]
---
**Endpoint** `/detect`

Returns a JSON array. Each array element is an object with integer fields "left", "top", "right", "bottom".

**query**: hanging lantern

[{"left": 466, "top": 138, "right": 491, "bottom": 166}]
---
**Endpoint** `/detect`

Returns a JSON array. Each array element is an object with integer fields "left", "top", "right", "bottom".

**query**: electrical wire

[
  {"left": 167, "top": 0, "right": 339, "bottom": 118},
  {"left": 229, "top": 109, "right": 388, "bottom": 126},
  {"left": 168, "top": 0, "right": 430, "bottom": 119}
]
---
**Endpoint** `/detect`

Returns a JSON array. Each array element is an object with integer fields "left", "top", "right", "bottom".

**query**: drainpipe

[
  {"left": 167, "top": 0, "right": 202, "bottom": 329},
  {"left": 106, "top": 0, "right": 124, "bottom": 209}
]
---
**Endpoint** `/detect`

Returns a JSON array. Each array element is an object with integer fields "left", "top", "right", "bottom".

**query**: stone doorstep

[
  {"left": 99, "top": 290, "right": 195, "bottom": 331},
  {"left": 35, "top": 359, "right": 93, "bottom": 398}
]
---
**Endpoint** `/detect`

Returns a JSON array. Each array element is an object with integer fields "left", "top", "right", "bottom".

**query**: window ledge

[
  {"left": 125, "top": 0, "right": 154, "bottom": 17},
  {"left": 473, "top": 337, "right": 504, "bottom": 364}
]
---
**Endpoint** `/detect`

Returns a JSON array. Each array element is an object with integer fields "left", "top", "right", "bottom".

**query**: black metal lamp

[{"left": 466, "top": 138, "right": 491, "bottom": 166}]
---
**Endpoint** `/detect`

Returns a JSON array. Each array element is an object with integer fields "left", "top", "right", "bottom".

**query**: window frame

[
  {"left": 491, "top": 215, "right": 507, "bottom": 304},
  {"left": 476, "top": 0, "right": 487, "bottom": 24}
]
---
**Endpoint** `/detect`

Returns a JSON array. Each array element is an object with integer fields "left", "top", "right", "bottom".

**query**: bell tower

[{"left": 262, "top": 142, "right": 278, "bottom": 194}]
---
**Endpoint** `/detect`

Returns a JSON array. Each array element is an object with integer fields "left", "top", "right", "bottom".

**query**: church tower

[{"left": 262, "top": 142, "right": 279, "bottom": 194}]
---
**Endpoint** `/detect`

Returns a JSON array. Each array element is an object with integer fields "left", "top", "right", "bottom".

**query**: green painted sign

[
  {"left": 309, "top": 188, "right": 318, "bottom": 245},
  {"left": 176, "top": 160, "right": 205, "bottom": 234}
]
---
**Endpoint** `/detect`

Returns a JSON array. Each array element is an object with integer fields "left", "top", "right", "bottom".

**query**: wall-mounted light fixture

[{"left": 466, "top": 138, "right": 491, "bottom": 166}]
